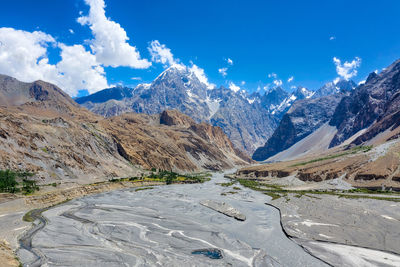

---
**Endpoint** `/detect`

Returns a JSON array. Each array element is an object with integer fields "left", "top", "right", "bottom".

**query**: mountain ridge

[{"left": 0, "top": 74, "right": 251, "bottom": 184}]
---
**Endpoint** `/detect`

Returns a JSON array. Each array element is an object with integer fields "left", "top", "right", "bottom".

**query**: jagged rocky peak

[
  {"left": 261, "top": 86, "right": 289, "bottom": 109},
  {"left": 293, "top": 86, "right": 314, "bottom": 99},
  {"left": 260, "top": 86, "right": 313, "bottom": 119},
  {"left": 151, "top": 64, "right": 212, "bottom": 98},
  {"left": 329, "top": 59, "right": 400, "bottom": 147},
  {"left": 313, "top": 79, "right": 356, "bottom": 98}
]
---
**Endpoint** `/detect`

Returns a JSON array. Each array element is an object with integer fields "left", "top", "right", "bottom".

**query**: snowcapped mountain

[
  {"left": 76, "top": 66, "right": 351, "bottom": 155},
  {"left": 261, "top": 86, "right": 314, "bottom": 119},
  {"left": 313, "top": 79, "right": 356, "bottom": 98}
]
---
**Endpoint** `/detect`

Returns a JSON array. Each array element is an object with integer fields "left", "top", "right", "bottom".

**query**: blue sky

[{"left": 0, "top": 0, "right": 399, "bottom": 96}]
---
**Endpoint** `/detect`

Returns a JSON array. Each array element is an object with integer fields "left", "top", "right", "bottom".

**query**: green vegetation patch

[
  {"left": 135, "top": 187, "right": 154, "bottom": 192},
  {"left": 23, "top": 198, "right": 71, "bottom": 222},
  {"left": 216, "top": 181, "right": 236, "bottom": 187},
  {"left": 109, "top": 170, "right": 211, "bottom": 185},
  {"left": 236, "top": 177, "right": 400, "bottom": 202},
  {"left": 264, "top": 191, "right": 282, "bottom": 200},
  {"left": 0, "top": 170, "right": 38, "bottom": 195},
  {"left": 290, "top": 145, "right": 373, "bottom": 167}
]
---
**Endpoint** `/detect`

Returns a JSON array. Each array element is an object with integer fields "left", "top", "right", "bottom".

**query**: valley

[{"left": 1, "top": 1, "right": 400, "bottom": 266}]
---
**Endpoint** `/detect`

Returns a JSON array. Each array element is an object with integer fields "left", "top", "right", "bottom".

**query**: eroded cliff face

[
  {"left": 238, "top": 139, "right": 400, "bottom": 188},
  {"left": 0, "top": 75, "right": 251, "bottom": 184},
  {"left": 101, "top": 110, "right": 252, "bottom": 172}
]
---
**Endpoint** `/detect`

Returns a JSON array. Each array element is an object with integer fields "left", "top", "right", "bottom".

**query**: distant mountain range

[
  {"left": 254, "top": 59, "right": 400, "bottom": 161},
  {"left": 76, "top": 65, "right": 355, "bottom": 155},
  {"left": 1, "top": 58, "right": 399, "bottom": 181}
]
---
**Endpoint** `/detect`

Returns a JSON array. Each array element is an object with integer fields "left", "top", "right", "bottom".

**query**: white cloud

[
  {"left": 229, "top": 82, "right": 240, "bottom": 93},
  {"left": 291, "top": 85, "right": 297, "bottom": 89},
  {"left": 0, "top": 28, "right": 56, "bottom": 82},
  {"left": 148, "top": 40, "right": 177, "bottom": 67},
  {"left": 69, "top": 29, "right": 74, "bottom": 34},
  {"left": 130, "top": 77, "right": 142, "bottom": 81},
  {"left": 329, "top": 36, "right": 336, "bottom": 41},
  {"left": 288, "top": 76, "right": 294, "bottom": 82},
  {"left": 218, "top": 67, "right": 228, "bottom": 77},
  {"left": 333, "top": 57, "right": 361, "bottom": 80},
  {"left": 241, "top": 81, "right": 246, "bottom": 86},
  {"left": 0, "top": 27, "right": 108, "bottom": 96},
  {"left": 268, "top": 72, "right": 277, "bottom": 79},
  {"left": 77, "top": 0, "right": 151, "bottom": 68},
  {"left": 226, "top": 58, "right": 233, "bottom": 65},
  {"left": 190, "top": 64, "right": 215, "bottom": 89},
  {"left": 56, "top": 44, "right": 109, "bottom": 95},
  {"left": 273, "top": 79, "right": 283, "bottom": 86}
]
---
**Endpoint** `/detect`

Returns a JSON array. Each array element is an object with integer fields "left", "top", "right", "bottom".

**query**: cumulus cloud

[
  {"left": 218, "top": 67, "right": 228, "bottom": 77},
  {"left": 69, "top": 29, "right": 74, "bottom": 34},
  {"left": 77, "top": 0, "right": 151, "bottom": 68},
  {"left": 130, "top": 77, "right": 142, "bottom": 81},
  {"left": 0, "top": 28, "right": 56, "bottom": 81},
  {"left": 56, "top": 44, "right": 109, "bottom": 95},
  {"left": 0, "top": 27, "right": 108, "bottom": 96},
  {"left": 241, "top": 81, "right": 245, "bottom": 86},
  {"left": 287, "top": 76, "right": 294, "bottom": 82},
  {"left": 333, "top": 56, "right": 361, "bottom": 80},
  {"left": 329, "top": 36, "right": 336, "bottom": 41},
  {"left": 268, "top": 72, "right": 277, "bottom": 79},
  {"left": 148, "top": 40, "right": 177, "bottom": 67},
  {"left": 226, "top": 58, "right": 233, "bottom": 65},
  {"left": 229, "top": 82, "right": 240, "bottom": 93},
  {"left": 273, "top": 79, "right": 283, "bottom": 86}
]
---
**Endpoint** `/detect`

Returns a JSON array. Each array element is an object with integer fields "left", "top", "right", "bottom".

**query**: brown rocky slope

[{"left": 0, "top": 75, "right": 251, "bottom": 185}]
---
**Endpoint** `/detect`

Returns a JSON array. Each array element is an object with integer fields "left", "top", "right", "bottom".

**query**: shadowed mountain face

[
  {"left": 251, "top": 80, "right": 356, "bottom": 161},
  {"left": 75, "top": 86, "right": 133, "bottom": 104},
  {"left": 329, "top": 59, "right": 400, "bottom": 147},
  {"left": 252, "top": 94, "right": 344, "bottom": 161},
  {"left": 0, "top": 75, "right": 251, "bottom": 183}
]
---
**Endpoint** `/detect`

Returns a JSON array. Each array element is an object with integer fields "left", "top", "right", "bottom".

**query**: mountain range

[
  {"left": 76, "top": 65, "right": 355, "bottom": 155},
  {"left": 0, "top": 74, "right": 251, "bottom": 184},
  {"left": 254, "top": 59, "right": 400, "bottom": 162}
]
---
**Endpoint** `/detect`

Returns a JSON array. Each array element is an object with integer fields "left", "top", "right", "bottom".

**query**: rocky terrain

[
  {"left": 76, "top": 66, "right": 320, "bottom": 154},
  {"left": 252, "top": 93, "right": 345, "bottom": 161},
  {"left": 253, "top": 59, "right": 400, "bottom": 162},
  {"left": 330, "top": 59, "right": 400, "bottom": 147},
  {"left": 0, "top": 75, "right": 251, "bottom": 185},
  {"left": 238, "top": 137, "right": 400, "bottom": 188},
  {"left": 100, "top": 110, "right": 251, "bottom": 172}
]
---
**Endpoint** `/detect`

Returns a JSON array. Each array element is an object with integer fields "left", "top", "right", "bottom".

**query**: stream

[{"left": 18, "top": 171, "right": 329, "bottom": 266}]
